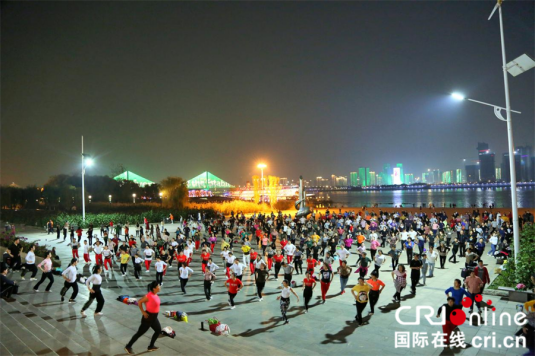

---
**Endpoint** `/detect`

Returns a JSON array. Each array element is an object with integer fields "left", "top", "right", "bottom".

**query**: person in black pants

[
  {"left": 405, "top": 238, "right": 414, "bottom": 265},
  {"left": 33, "top": 252, "right": 54, "bottom": 292},
  {"left": 449, "top": 239, "right": 459, "bottom": 263},
  {"left": 56, "top": 226, "right": 61, "bottom": 240},
  {"left": 255, "top": 264, "right": 269, "bottom": 301},
  {"left": 203, "top": 268, "right": 216, "bottom": 301},
  {"left": 409, "top": 254, "right": 422, "bottom": 294},
  {"left": 125, "top": 282, "right": 162, "bottom": 354},
  {"left": 1, "top": 265, "right": 17, "bottom": 299},
  {"left": 367, "top": 271, "right": 385, "bottom": 315},
  {"left": 81, "top": 265, "right": 105, "bottom": 317},
  {"left": 458, "top": 232, "right": 466, "bottom": 257}
]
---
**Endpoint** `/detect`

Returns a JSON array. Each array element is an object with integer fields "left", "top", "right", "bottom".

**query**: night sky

[{"left": 2, "top": 1, "right": 534, "bottom": 187}]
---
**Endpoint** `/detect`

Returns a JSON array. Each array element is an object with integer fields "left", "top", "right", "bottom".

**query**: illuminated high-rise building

[
  {"left": 495, "top": 168, "right": 502, "bottom": 181},
  {"left": 396, "top": 163, "right": 404, "bottom": 184},
  {"left": 349, "top": 172, "right": 358, "bottom": 187},
  {"left": 316, "top": 177, "right": 323, "bottom": 187},
  {"left": 466, "top": 165, "right": 479, "bottom": 183},
  {"left": 442, "top": 171, "right": 453, "bottom": 184},
  {"left": 369, "top": 171, "right": 376, "bottom": 186},
  {"left": 376, "top": 175, "right": 383, "bottom": 185},
  {"left": 382, "top": 164, "right": 392, "bottom": 185},
  {"left": 455, "top": 169, "right": 463, "bottom": 183},
  {"left": 478, "top": 143, "right": 496, "bottom": 182},
  {"left": 335, "top": 176, "right": 348, "bottom": 187},
  {"left": 359, "top": 167, "right": 370, "bottom": 187},
  {"left": 404, "top": 174, "right": 414, "bottom": 184},
  {"left": 280, "top": 178, "right": 289, "bottom": 186}
]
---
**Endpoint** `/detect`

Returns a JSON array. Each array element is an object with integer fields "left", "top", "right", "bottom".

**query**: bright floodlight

[
  {"left": 506, "top": 54, "right": 535, "bottom": 77},
  {"left": 451, "top": 92, "right": 465, "bottom": 101},
  {"left": 257, "top": 163, "right": 267, "bottom": 169},
  {"left": 85, "top": 158, "right": 94, "bottom": 166}
]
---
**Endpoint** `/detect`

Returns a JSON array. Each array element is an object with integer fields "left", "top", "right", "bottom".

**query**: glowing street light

[
  {"left": 132, "top": 193, "right": 136, "bottom": 204},
  {"left": 451, "top": 92, "right": 465, "bottom": 101},
  {"left": 108, "top": 195, "right": 112, "bottom": 204},
  {"left": 88, "top": 195, "right": 92, "bottom": 203},
  {"left": 257, "top": 164, "right": 267, "bottom": 190},
  {"left": 81, "top": 136, "right": 94, "bottom": 222},
  {"left": 159, "top": 192, "right": 163, "bottom": 206}
]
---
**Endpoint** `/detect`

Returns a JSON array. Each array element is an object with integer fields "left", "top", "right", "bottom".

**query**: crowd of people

[{"left": 1, "top": 208, "right": 534, "bottom": 354}]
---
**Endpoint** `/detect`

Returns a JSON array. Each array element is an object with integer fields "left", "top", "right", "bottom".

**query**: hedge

[{"left": 1, "top": 208, "right": 217, "bottom": 229}]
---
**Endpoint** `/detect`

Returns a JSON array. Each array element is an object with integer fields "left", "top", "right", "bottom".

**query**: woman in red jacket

[{"left": 273, "top": 251, "right": 284, "bottom": 279}]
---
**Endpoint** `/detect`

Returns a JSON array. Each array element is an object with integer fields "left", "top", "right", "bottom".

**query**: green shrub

[
  {"left": 490, "top": 223, "right": 535, "bottom": 288},
  {"left": 1, "top": 207, "right": 217, "bottom": 229}
]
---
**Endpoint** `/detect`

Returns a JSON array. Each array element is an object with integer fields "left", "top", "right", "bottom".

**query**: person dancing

[
  {"left": 125, "top": 281, "right": 162, "bottom": 354},
  {"left": 277, "top": 279, "right": 299, "bottom": 324},
  {"left": 303, "top": 271, "right": 317, "bottom": 313},
  {"left": 60, "top": 258, "right": 79, "bottom": 303},
  {"left": 81, "top": 265, "right": 105, "bottom": 317}
]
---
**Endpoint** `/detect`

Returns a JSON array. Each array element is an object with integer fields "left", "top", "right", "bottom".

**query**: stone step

[
  {"left": 0, "top": 305, "right": 57, "bottom": 356},
  {"left": 0, "top": 300, "right": 88, "bottom": 356},
  {"left": 2, "top": 297, "right": 111, "bottom": 356},
  {"left": 0, "top": 319, "right": 37, "bottom": 356}
]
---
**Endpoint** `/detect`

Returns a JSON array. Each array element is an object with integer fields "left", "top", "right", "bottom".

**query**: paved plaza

[{"left": 0, "top": 223, "right": 530, "bottom": 356}]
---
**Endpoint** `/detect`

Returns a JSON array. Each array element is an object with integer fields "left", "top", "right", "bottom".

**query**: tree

[
  {"left": 159, "top": 177, "right": 188, "bottom": 209},
  {"left": 497, "top": 223, "right": 535, "bottom": 287}
]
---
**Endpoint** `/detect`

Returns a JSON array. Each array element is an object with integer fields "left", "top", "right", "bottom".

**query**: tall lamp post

[
  {"left": 132, "top": 193, "right": 136, "bottom": 204},
  {"left": 257, "top": 163, "right": 267, "bottom": 203},
  {"left": 451, "top": 1, "right": 535, "bottom": 262},
  {"left": 81, "top": 136, "right": 94, "bottom": 222},
  {"left": 108, "top": 195, "right": 112, "bottom": 205},
  {"left": 159, "top": 192, "right": 163, "bottom": 206}
]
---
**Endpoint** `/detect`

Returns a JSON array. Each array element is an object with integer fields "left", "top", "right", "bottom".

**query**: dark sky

[{"left": 2, "top": 1, "right": 534, "bottom": 187}]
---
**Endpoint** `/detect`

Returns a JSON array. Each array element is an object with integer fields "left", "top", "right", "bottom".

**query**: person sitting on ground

[{"left": 0, "top": 264, "right": 17, "bottom": 299}]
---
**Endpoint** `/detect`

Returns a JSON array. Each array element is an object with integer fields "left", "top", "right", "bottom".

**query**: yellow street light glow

[{"left": 257, "top": 163, "right": 267, "bottom": 169}]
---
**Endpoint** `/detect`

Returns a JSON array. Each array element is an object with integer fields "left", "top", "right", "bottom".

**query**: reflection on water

[{"left": 318, "top": 187, "right": 534, "bottom": 208}]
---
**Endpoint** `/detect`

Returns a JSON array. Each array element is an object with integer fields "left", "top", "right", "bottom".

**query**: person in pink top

[
  {"left": 370, "top": 238, "right": 380, "bottom": 260},
  {"left": 33, "top": 251, "right": 54, "bottom": 292},
  {"left": 125, "top": 281, "right": 161, "bottom": 354}
]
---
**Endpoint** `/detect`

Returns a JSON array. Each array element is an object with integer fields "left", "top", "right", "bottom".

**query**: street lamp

[
  {"left": 88, "top": 195, "right": 92, "bottom": 203},
  {"left": 159, "top": 192, "right": 163, "bottom": 206},
  {"left": 450, "top": 0, "right": 535, "bottom": 262},
  {"left": 81, "top": 136, "right": 94, "bottom": 222},
  {"left": 108, "top": 195, "right": 112, "bottom": 204},
  {"left": 257, "top": 164, "right": 266, "bottom": 190},
  {"left": 132, "top": 193, "right": 136, "bottom": 204}
]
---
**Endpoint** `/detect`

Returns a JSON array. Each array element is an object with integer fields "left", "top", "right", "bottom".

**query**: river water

[{"left": 317, "top": 187, "right": 535, "bottom": 208}]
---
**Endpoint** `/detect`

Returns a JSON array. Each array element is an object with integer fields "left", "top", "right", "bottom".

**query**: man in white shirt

[
  {"left": 284, "top": 242, "right": 296, "bottom": 264},
  {"left": 427, "top": 247, "right": 438, "bottom": 277},
  {"left": 230, "top": 259, "right": 247, "bottom": 281},
  {"left": 373, "top": 250, "right": 386, "bottom": 277},
  {"left": 336, "top": 246, "right": 351, "bottom": 266}
]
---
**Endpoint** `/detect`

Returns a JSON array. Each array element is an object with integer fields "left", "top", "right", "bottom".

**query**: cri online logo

[{"left": 396, "top": 296, "right": 527, "bottom": 327}]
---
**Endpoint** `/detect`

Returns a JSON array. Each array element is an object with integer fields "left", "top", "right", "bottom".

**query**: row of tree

[{"left": 1, "top": 175, "right": 189, "bottom": 210}]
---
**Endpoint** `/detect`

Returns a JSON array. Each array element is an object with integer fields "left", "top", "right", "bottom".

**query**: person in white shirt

[
  {"left": 93, "top": 242, "right": 104, "bottom": 267},
  {"left": 154, "top": 257, "right": 167, "bottom": 285},
  {"left": 131, "top": 252, "right": 143, "bottom": 280},
  {"left": 284, "top": 242, "right": 296, "bottom": 264},
  {"left": 336, "top": 246, "right": 351, "bottom": 266},
  {"left": 82, "top": 240, "right": 92, "bottom": 264},
  {"left": 372, "top": 250, "right": 386, "bottom": 277},
  {"left": 81, "top": 265, "right": 105, "bottom": 317},
  {"left": 102, "top": 246, "right": 113, "bottom": 272},
  {"left": 184, "top": 245, "right": 193, "bottom": 266},
  {"left": 230, "top": 259, "right": 247, "bottom": 281},
  {"left": 60, "top": 258, "right": 79, "bottom": 303},
  {"left": 143, "top": 246, "right": 155, "bottom": 272},
  {"left": 220, "top": 247, "right": 230, "bottom": 265},
  {"left": 207, "top": 259, "right": 220, "bottom": 274},
  {"left": 225, "top": 252, "right": 236, "bottom": 278},
  {"left": 21, "top": 244, "right": 38, "bottom": 280},
  {"left": 427, "top": 247, "right": 438, "bottom": 277},
  {"left": 179, "top": 263, "right": 194, "bottom": 294}
]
